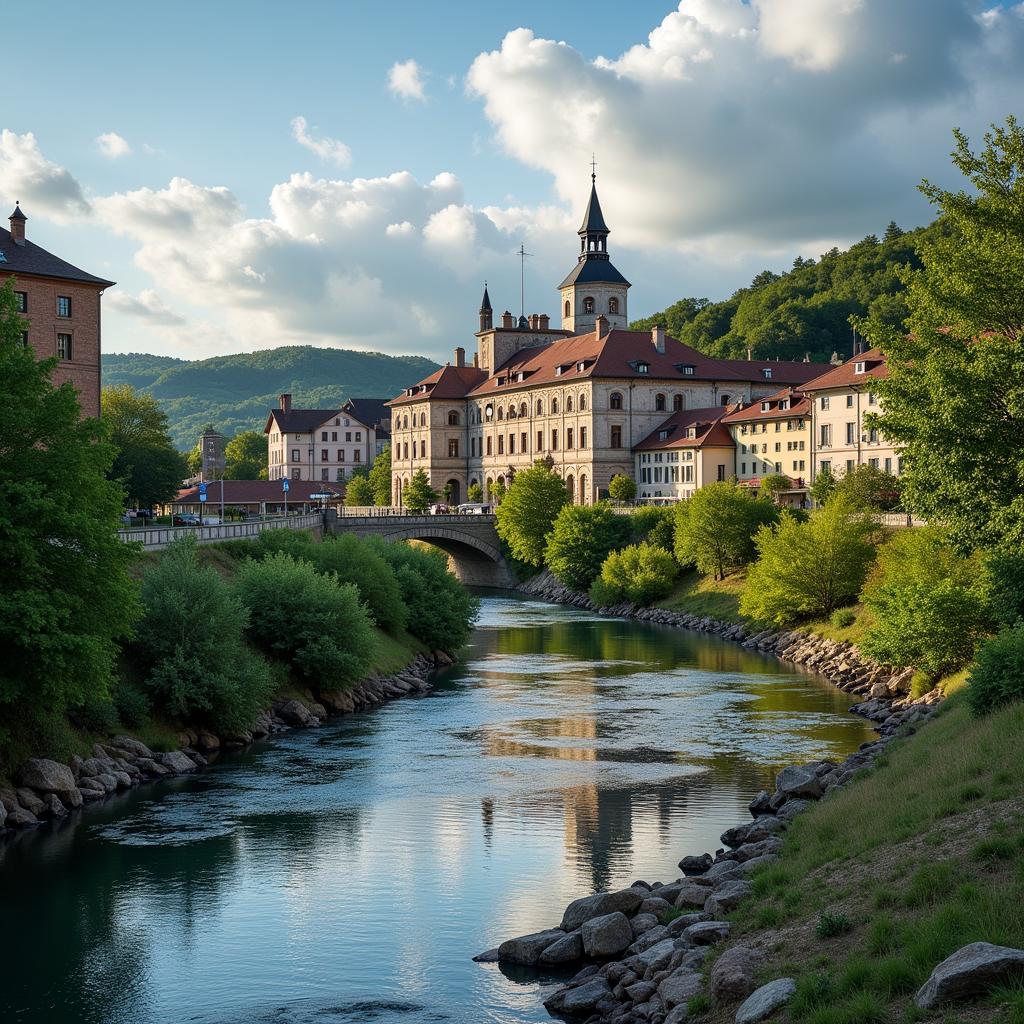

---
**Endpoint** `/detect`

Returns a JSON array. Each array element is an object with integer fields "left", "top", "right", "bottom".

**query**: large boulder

[
  {"left": 543, "top": 976, "right": 613, "bottom": 1016},
  {"left": 721, "top": 816, "right": 785, "bottom": 849},
  {"left": 710, "top": 946, "right": 765, "bottom": 1002},
  {"left": 915, "top": 942, "right": 1024, "bottom": 1009},
  {"left": 658, "top": 968, "right": 704, "bottom": 1009},
  {"left": 736, "top": 978, "right": 797, "bottom": 1024},
  {"left": 674, "top": 882, "right": 710, "bottom": 910},
  {"left": 113, "top": 736, "right": 154, "bottom": 758},
  {"left": 15, "top": 758, "right": 82, "bottom": 809},
  {"left": 632, "top": 938, "right": 677, "bottom": 974},
  {"left": 582, "top": 912, "right": 633, "bottom": 958},
  {"left": 705, "top": 879, "right": 753, "bottom": 916},
  {"left": 161, "top": 750, "right": 197, "bottom": 774},
  {"left": 276, "top": 699, "right": 317, "bottom": 728},
  {"left": 679, "top": 853, "right": 713, "bottom": 875},
  {"left": 497, "top": 928, "right": 565, "bottom": 966},
  {"left": 561, "top": 888, "right": 644, "bottom": 931},
  {"left": 639, "top": 896, "right": 674, "bottom": 919},
  {"left": 539, "top": 930, "right": 584, "bottom": 964},
  {"left": 15, "top": 788, "right": 45, "bottom": 817},
  {"left": 775, "top": 765, "right": 823, "bottom": 800},
  {"left": 684, "top": 920, "right": 731, "bottom": 945}
]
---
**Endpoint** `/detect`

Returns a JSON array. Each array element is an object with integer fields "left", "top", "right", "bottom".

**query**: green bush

[
  {"left": 741, "top": 493, "right": 877, "bottom": 624},
  {"left": 589, "top": 543, "right": 679, "bottom": 606},
  {"left": 252, "top": 528, "right": 318, "bottom": 559},
  {"left": 966, "top": 622, "right": 1024, "bottom": 716},
  {"left": 305, "top": 534, "right": 407, "bottom": 634},
  {"left": 628, "top": 505, "right": 676, "bottom": 551},
  {"left": 234, "top": 552, "right": 375, "bottom": 688},
  {"left": 608, "top": 474, "right": 637, "bottom": 502},
  {"left": 861, "top": 527, "right": 992, "bottom": 680},
  {"left": 984, "top": 550, "right": 1024, "bottom": 628},
  {"left": 112, "top": 679, "right": 151, "bottom": 728},
  {"left": 545, "top": 502, "right": 631, "bottom": 591},
  {"left": 831, "top": 607, "right": 857, "bottom": 629},
  {"left": 368, "top": 540, "right": 478, "bottom": 652},
  {"left": 133, "top": 537, "right": 274, "bottom": 733}
]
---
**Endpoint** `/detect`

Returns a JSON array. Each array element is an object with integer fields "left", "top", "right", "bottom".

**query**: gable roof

[
  {"left": 388, "top": 363, "right": 489, "bottom": 406},
  {"left": 342, "top": 398, "right": 391, "bottom": 432},
  {"left": 174, "top": 479, "right": 344, "bottom": 504},
  {"left": 0, "top": 225, "right": 115, "bottom": 287},
  {"left": 264, "top": 407, "right": 339, "bottom": 434},
  {"left": 801, "top": 347, "right": 889, "bottom": 391},
  {"left": 721, "top": 387, "right": 811, "bottom": 424},
  {"left": 634, "top": 406, "right": 734, "bottom": 452}
]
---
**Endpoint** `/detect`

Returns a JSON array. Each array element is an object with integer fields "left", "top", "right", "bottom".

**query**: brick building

[{"left": 1, "top": 203, "right": 114, "bottom": 418}]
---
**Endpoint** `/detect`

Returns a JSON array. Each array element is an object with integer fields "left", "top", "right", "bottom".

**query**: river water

[{"left": 0, "top": 597, "right": 873, "bottom": 1024}]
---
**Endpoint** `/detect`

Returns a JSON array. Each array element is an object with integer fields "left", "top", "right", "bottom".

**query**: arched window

[
  {"left": 552, "top": 397, "right": 559, "bottom": 414},
  {"left": 579, "top": 393, "right": 587, "bottom": 411},
  {"left": 420, "top": 412, "right": 426, "bottom": 427},
  {"left": 536, "top": 399, "right": 543, "bottom": 416},
  {"left": 583, "top": 296, "right": 595, "bottom": 314},
  {"left": 485, "top": 404, "right": 494, "bottom": 420},
  {"left": 497, "top": 407, "right": 504, "bottom": 421},
  {"left": 564, "top": 300, "right": 571, "bottom": 317},
  {"left": 566, "top": 474, "right": 575, "bottom": 502},
  {"left": 721, "top": 394, "right": 731, "bottom": 406},
  {"left": 655, "top": 393, "right": 666, "bottom": 412},
  {"left": 579, "top": 474, "right": 588, "bottom": 505},
  {"left": 608, "top": 297, "right": 619, "bottom": 314},
  {"left": 566, "top": 395, "right": 573, "bottom": 412},
  {"left": 673, "top": 394, "right": 683, "bottom": 411},
  {"left": 447, "top": 410, "right": 460, "bottom": 426},
  {"left": 610, "top": 391, "right": 623, "bottom": 410},
  {"left": 402, "top": 415, "right": 408, "bottom": 429},
  {"left": 420, "top": 440, "right": 426, "bottom": 458},
  {"left": 508, "top": 405, "right": 516, "bottom": 419},
  {"left": 519, "top": 402, "right": 527, "bottom": 418}
]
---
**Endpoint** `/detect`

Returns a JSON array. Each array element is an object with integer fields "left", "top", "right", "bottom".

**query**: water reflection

[{"left": 0, "top": 597, "right": 873, "bottom": 1024}]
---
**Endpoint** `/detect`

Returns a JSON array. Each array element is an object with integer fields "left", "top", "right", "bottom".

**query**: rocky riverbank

[{"left": 0, "top": 650, "right": 447, "bottom": 834}]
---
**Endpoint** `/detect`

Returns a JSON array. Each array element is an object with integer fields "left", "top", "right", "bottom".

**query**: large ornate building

[{"left": 388, "top": 176, "right": 829, "bottom": 506}]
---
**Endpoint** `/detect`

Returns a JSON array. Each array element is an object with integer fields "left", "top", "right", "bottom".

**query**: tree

[
  {"left": 675, "top": 482, "right": 778, "bottom": 580},
  {"left": 545, "top": 502, "right": 632, "bottom": 591},
  {"left": 740, "top": 492, "right": 877, "bottom": 624},
  {"left": 490, "top": 479, "right": 506, "bottom": 504},
  {"left": 403, "top": 469, "right": 436, "bottom": 514},
  {"left": 466, "top": 482, "right": 483, "bottom": 503},
  {"left": 835, "top": 464, "right": 901, "bottom": 511},
  {"left": 223, "top": 430, "right": 268, "bottom": 480},
  {"left": 883, "top": 221, "right": 904, "bottom": 242},
  {"left": 0, "top": 279, "right": 139, "bottom": 741},
  {"left": 810, "top": 465, "right": 837, "bottom": 505},
  {"left": 368, "top": 445, "right": 392, "bottom": 506},
  {"left": 345, "top": 474, "right": 374, "bottom": 507},
  {"left": 495, "top": 461, "right": 569, "bottom": 567},
  {"left": 860, "top": 527, "right": 992, "bottom": 681},
  {"left": 758, "top": 473, "right": 791, "bottom": 506},
  {"left": 858, "top": 117, "right": 1024, "bottom": 551},
  {"left": 185, "top": 443, "right": 202, "bottom": 477},
  {"left": 102, "top": 384, "right": 187, "bottom": 507},
  {"left": 590, "top": 543, "right": 679, "bottom": 607},
  {"left": 608, "top": 474, "right": 638, "bottom": 502}
]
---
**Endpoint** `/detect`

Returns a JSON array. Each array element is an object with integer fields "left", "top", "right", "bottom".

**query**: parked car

[
  {"left": 172, "top": 513, "right": 200, "bottom": 526},
  {"left": 457, "top": 503, "right": 493, "bottom": 515}
]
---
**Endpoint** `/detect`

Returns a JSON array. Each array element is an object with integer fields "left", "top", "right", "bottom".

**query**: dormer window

[
  {"left": 681, "top": 365, "right": 695, "bottom": 376},
  {"left": 780, "top": 399, "right": 789, "bottom": 411},
  {"left": 855, "top": 361, "right": 866, "bottom": 374},
  {"left": 761, "top": 402, "right": 770, "bottom": 412},
  {"left": 555, "top": 365, "right": 563, "bottom": 376},
  {"left": 687, "top": 427, "right": 696, "bottom": 438},
  {"left": 763, "top": 368, "right": 773, "bottom": 379},
  {"left": 637, "top": 362, "right": 649, "bottom": 374},
  {"left": 576, "top": 361, "right": 585, "bottom": 373},
  {"left": 659, "top": 430, "right": 669, "bottom": 440}
]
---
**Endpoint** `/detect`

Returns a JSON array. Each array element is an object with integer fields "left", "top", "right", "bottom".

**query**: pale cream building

[{"left": 634, "top": 408, "right": 735, "bottom": 502}]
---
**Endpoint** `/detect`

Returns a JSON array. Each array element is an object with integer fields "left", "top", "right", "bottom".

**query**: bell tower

[{"left": 558, "top": 169, "right": 629, "bottom": 334}]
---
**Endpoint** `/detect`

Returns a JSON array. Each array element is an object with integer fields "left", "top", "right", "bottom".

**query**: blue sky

[{"left": 3, "top": 0, "right": 1022, "bottom": 361}]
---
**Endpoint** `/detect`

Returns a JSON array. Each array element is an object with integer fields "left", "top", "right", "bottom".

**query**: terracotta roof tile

[
  {"left": 801, "top": 348, "right": 889, "bottom": 391},
  {"left": 633, "top": 406, "right": 735, "bottom": 451},
  {"left": 721, "top": 387, "right": 811, "bottom": 423}
]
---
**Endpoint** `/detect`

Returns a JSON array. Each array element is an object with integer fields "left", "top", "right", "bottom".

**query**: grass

[{"left": 656, "top": 569, "right": 751, "bottom": 623}]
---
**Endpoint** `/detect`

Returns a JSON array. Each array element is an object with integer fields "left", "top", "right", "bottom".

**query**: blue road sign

[
  {"left": 199, "top": 493, "right": 207, "bottom": 503},
  {"left": 282, "top": 477, "right": 290, "bottom": 493},
  {"left": 198, "top": 482, "right": 207, "bottom": 494}
]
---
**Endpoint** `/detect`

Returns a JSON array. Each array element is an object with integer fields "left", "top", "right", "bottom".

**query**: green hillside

[
  {"left": 102, "top": 346, "right": 441, "bottom": 450},
  {"left": 632, "top": 220, "right": 945, "bottom": 364}
]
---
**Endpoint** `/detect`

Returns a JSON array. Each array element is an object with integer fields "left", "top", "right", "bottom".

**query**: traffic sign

[
  {"left": 282, "top": 478, "right": 290, "bottom": 493},
  {"left": 198, "top": 482, "right": 207, "bottom": 494},
  {"left": 199, "top": 493, "right": 207, "bottom": 503}
]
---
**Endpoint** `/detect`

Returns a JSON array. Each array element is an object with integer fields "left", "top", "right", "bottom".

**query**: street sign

[
  {"left": 199, "top": 492, "right": 207, "bottom": 503},
  {"left": 310, "top": 492, "right": 335, "bottom": 500},
  {"left": 282, "top": 478, "right": 290, "bottom": 493},
  {"left": 198, "top": 482, "right": 207, "bottom": 494}
]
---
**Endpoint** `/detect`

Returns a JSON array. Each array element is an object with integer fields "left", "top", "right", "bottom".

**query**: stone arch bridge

[{"left": 325, "top": 511, "right": 515, "bottom": 588}]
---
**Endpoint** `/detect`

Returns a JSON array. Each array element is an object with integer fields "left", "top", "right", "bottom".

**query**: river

[{"left": 0, "top": 596, "right": 874, "bottom": 1024}]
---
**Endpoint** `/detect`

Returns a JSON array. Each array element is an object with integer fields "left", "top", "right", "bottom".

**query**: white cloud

[
  {"left": 95, "top": 132, "right": 132, "bottom": 159},
  {"left": 290, "top": 115, "right": 352, "bottom": 167},
  {"left": 388, "top": 59, "right": 426, "bottom": 101},
  {"left": 0, "top": 129, "right": 90, "bottom": 221},
  {"left": 106, "top": 289, "right": 185, "bottom": 326}
]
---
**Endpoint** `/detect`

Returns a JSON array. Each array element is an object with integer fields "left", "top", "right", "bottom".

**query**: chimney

[
  {"left": 652, "top": 324, "right": 666, "bottom": 354},
  {"left": 279, "top": 393, "right": 292, "bottom": 413},
  {"left": 746, "top": 346, "right": 753, "bottom": 361},
  {"left": 595, "top": 314, "right": 609, "bottom": 338},
  {"left": 538, "top": 314, "right": 549, "bottom": 330},
  {"left": 455, "top": 346, "right": 465, "bottom": 367},
  {"left": 473, "top": 351, "right": 479, "bottom": 368},
  {"left": 529, "top": 313, "right": 540, "bottom": 330},
  {"left": 9, "top": 202, "right": 26, "bottom": 245},
  {"left": 830, "top": 351, "right": 842, "bottom": 366},
  {"left": 501, "top": 310, "right": 515, "bottom": 329}
]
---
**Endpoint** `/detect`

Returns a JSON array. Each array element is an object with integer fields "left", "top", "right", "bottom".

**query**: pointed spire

[
  {"left": 478, "top": 280, "right": 493, "bottom": 332},
  {"left": 479, "top": 281, "right": 492, "bottom": 312},
  {"left": 578, "top": 177, "right": 609, "bottom": 237},
  {"left": 9, "top": 201, "right": 26, "bottom": 222}
]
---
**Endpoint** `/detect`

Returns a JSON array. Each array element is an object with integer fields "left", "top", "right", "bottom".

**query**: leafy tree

[
  {"left": 102, "top": 384, "right": 187, "bottom": 506},
  {"left": 590, "top": 543, "right": 679, "bottom": 606},
  {"left": 758, "top": 473, "right": 791, "bottom": 506},
  {"left": 740, "top": 492, "right": 877, "bottom": 624},
  {"left": 185, "top": 442, "right": 202, "bottom": 477},
  {"left": 223, "top": 430, "right": 268, "bottom": 479},
  {"left": 883, "top": 221, "right": 904, "bottom": 242},
  {"left": 858, "top": 117, "right": 1024, "bottom": 551},
  {"left": 368, "top": 445, "right": 392, "bottom": 506},
  {"left": 234, "top": 552, "right": 376, "bottom": 687},
  {"left": 835, "top": 463, "right": 902, "bottom": 511},
  {"left": 466, "top": 482, "right": 483, "bottom": 503},
  {"left": 403, "top": 469, "right": 436, "bottom": 514},
  {"left": 489, "top": 479, "right": 506, "bottom": 504},
  {"left": 495, "top": 462, "right": 569, "bottom": 567},
  {"left": 133, "top": 536, "right": 273, "bottom": 732},
  {"left": 608, "top": 474, "right": 637, "bottom": 502},
  {"left": 545, "top": 502, "right": 632, "bottom": 591},
  {"left": 345, "top": 474, "right": 375, "bottom": 507},
  {"left": 675, "top": 482, "right": 778, "bottom": 580},
  {"left": 966, "top": 623, "right": 1024, "bottom": 716},
  {"left": 811, "top": 464, "right": 837, "bottom": 505},
  {"left": 628, "top": 505, "right": 676, "bottom": 551},
  {"left": 983, "top": 551, "right": 1024, "bottom": 629},
  {"left": 860, "top": 527, "right": 992, "bottom": 681},
  {"left": 630, "top": 296, "right": 710, "bottom": 336},
  {"left": 0, "top": 280, "right": 139, "bottom": 740}
]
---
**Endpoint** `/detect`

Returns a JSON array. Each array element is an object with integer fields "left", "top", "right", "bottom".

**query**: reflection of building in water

[
  {"left": 481, "top": 798, "right": 494, "bottom": 848},
  {"left": 562, "top": 784, "right": 635, "bottom": 893},
  {"left": 478, "top": 713, "right": 599, "bottom": 763}
]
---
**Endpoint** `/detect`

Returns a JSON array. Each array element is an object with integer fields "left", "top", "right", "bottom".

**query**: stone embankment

[{"left": 0, "top": 651, "right": 446, "bottom": 834}]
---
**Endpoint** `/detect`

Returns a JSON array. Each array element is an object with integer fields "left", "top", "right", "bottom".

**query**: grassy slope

[{"left": 697, "top": 696, "right": 1024, "bottom": 1024}]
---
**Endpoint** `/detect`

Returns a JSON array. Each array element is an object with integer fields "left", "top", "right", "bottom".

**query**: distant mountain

[{"left": 102, "top": 346, "right": 441, "bottom": 450}]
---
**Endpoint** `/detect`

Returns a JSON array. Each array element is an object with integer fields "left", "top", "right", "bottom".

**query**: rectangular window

[
  {"left": 868, "top": 393, "right": 877, "bottom": 406},
  {"left": 293, "top": 468, "right": 301, "bottom": 480},
  {"left": 774, "top": 442, "right": 781, "bottom": 452},
  {"left": 337, "top": 468, "right": 345, "bottom": 481},
  {"left": 884, "top": 457, "right": 892, "bottom": 474},
  {"left": 332, "top": 431, "right": 338, "bottom": 441},
  {"left": 346, "top": 432, "right": 352, "bottom": 442},
  {"left": 536, "top": 430, "right": 543, "bottom": 451},
  {"left": 846, "top": 395, "right": 854, "bottom": 408},
  {"left": 354, "top": 450, "right": 361, "bottom": 463},
  {"left": 20, "top": 330, "right": 29, "bottom": 348},
  {"left": 869, "top": 428, "right": 879, "bottom": 443},
  {"left": 820, "top": 424, "right": 831, "bottom": 447},
  {"left": 487, "top": 436, "right": 493, "bottom": 456},
  {"left": 498, "top": 435, "right": 504, "bottom": 455},
  {"left": 551, "top": 429, "right": 558, "bottom": 451},
  {"left": 292, "top": 449, "right": 300, "bottom": 461},
  {"left": 448, "top": 439, "right": 459, "bottom": 458},
  {"left": 57, "top": 333, "right": 72, "bottom": 360},
  {"left": 869, "top": 457, "right": 879, "bottom": 469},
  {"left": 820, "top": 460, "right": 831, "bottom": 476},
  {"left": 14, "top": 291, "right": 27, "bottom": 313},
  {"left": 321, "top": 431, "right": 328, "bottom": 441},
  {"left": 741, "top": 462, "right": 746, "bottom": 474},
  {"left": 654, "top": 467, "right": 662, "bottom": 483},
  {"left": 338, "top": 450, "right": 345, "bottom": 461},
  {"left": 566, "top": 428, "right": 574, "bottom": 449},
  {"left": 580, "top": 426, "right": 587, "bottom": 449},
  {"left": 521, "top": 432, "right": 527, "bottom": 452},
  {"left": 846, "top": 459, "right": 855, "bottom": 474},
  {"left": 821, "top": 396, "right": 830, "bottom": 410},
  {"left": 717, "top": 465, "right": 726, "bottom": 481},
  {"left": 611, "top": 425, "right": 622, "bottom": 448},
  {"left": 321, "top": 469, "right": 329, "bottom": 481},
  {"left": 57, "top": 296, "right": 71, "bottom": 318},
  {"left": 355, "top": 431, "right": 362, "bottom": 441},
  {"left": 846, "top": 422, "right": 856, "bottom": 444}
]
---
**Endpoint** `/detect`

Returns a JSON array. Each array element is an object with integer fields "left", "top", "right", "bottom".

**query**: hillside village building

[
  {"left": 388, "top": 175, "right": 829, "bottom": 506},
  {"left": 1, "top": 203, "right": 114, "bottom": 418}
]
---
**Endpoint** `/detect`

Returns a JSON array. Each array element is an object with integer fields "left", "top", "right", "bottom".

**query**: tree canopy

[
  {"left": 403, "top": 469, "right": 436, "bottom": 514},
  {"left": 368, "top": 445, "right": 392, "bottom": 506},
  {"left": 495, "top": 462, "right": 569, "bottom": 567},
  {"left": 223, "top": 430, "right": 268, "bottom": 479}
]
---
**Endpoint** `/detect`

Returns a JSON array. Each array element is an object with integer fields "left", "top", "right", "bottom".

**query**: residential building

[
  {"left": 721, "top": 387, "right": 812, "bottom": 506},
  {"left": 1, "top": 203, "right": 114, "bottom": 418},
  {"left": 341, "top": 398, "right": 392, "bottom": 458},
  {"left": 634, "top": 408, "right": 734, "bottom": 501},
  {"left": 169, "top": 479, "right": 343, "bottom": 517},
  {"left": 802, "top": 347, "right": 901, "bottom": 483},
  {"left": 389, "top": 175, "right": 830, "bottom": 506},
  {"left": 264, "top": 393, "right": 388, "bottom": 482}
]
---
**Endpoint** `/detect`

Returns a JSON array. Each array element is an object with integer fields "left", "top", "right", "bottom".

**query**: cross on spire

[{"left": 590, "top": 153, "right": 597, "bottom": 182}]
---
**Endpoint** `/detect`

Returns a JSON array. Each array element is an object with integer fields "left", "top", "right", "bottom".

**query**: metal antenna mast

[{"left": 518, "top": 242, "right": 532, "bottom": 318}]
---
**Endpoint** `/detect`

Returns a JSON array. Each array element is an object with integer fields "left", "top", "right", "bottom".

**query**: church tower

[{"left": 558, "top": 171, "right": 630, "bottom": 334}]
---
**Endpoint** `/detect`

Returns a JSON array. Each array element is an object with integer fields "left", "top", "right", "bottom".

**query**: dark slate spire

[
  {"left": 9, "top": 202, "right": 26, "bottom": 222},
  {"left": 478, "top": 281, "right": 493, "bottom": 331},
  {"left": 479, "top": 282, "right": 492, "bottom": 312},
  {"left": 577, "top": 171, "right": 610, "bottom": 261}
]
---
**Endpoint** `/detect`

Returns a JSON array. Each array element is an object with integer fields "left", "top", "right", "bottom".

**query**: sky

[{"left": 2, "top": 0, "right": 1022, "bottom": 363}]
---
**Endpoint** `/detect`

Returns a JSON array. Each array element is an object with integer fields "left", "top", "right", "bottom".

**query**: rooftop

[
  {"left": 0, "top": 224, "right": 115, "bottom": 287},
  {"left": 721, "top": 387, "right": 811, "bottom": 424},
  {"left": 801, "top": 347, "right": 889, "bottom": 391},
  {"left": 634, "top": 406, "right": 734, "bottom": 451}
]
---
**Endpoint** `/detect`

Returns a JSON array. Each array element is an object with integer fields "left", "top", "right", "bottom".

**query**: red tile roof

[
  {"left": 801, "top": 348, "right": 889, "bottom": 391},
  {"left": 388, "top": 363, "right": 488, "bottom": 406},
  {"left": 173, "top": 480, "right": 343, "bottom": 505},
  {"left": 633, "top": 406, "right": 735, "bottom": 452},
  {"left": 721, "top": 387, "right": 811, "bottom": 424}
]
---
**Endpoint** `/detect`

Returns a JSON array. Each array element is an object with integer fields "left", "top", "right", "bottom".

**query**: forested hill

[
  {"left": 102, "top": 346, "right": 441, "bottom": 450},
  {"left": 632, "top": 220, "right": 942, "bottom": 364}
]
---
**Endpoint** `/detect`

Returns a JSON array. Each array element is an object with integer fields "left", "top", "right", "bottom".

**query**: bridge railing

[
  {"left": 332, "top": 512, "right": 496, "bottom": 525},
  {"left": 118, "top": 512, "right": 324, "bottom": 550}
]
